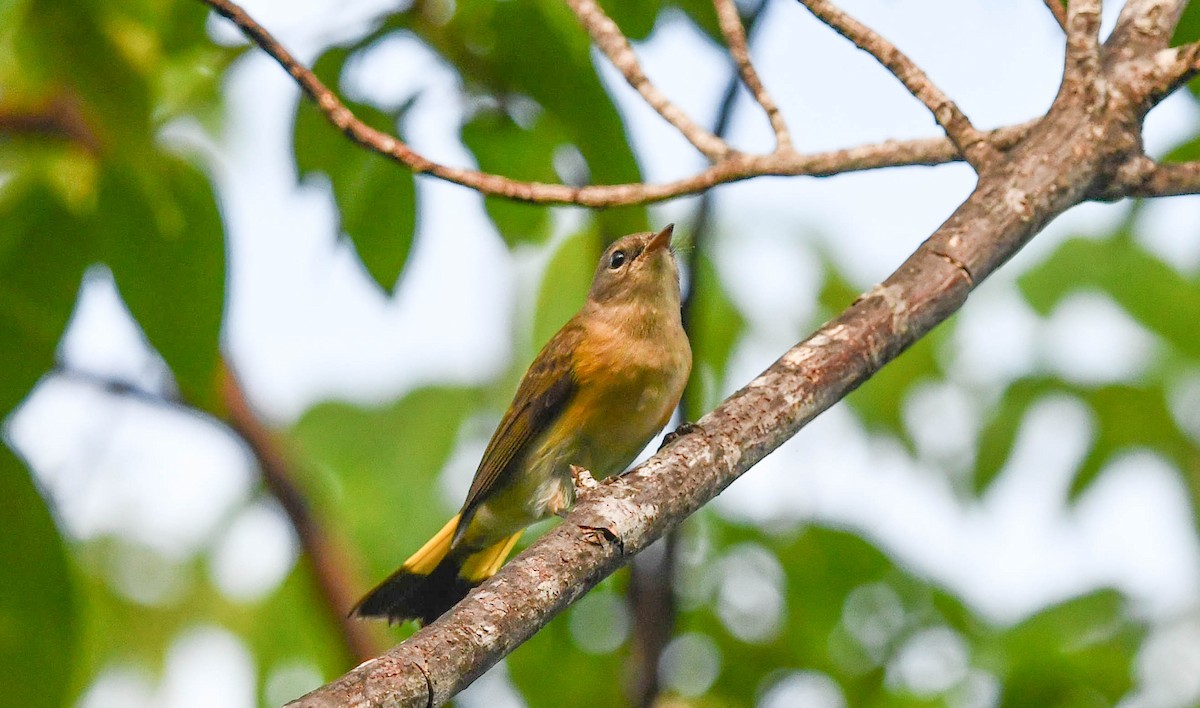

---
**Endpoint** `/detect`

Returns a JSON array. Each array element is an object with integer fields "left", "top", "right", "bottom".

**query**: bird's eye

[{"left": 608, "top": 250, "right": 627, "bottom": 270}]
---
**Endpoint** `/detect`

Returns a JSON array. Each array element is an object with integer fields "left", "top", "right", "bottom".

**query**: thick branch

[
  {"left": 565, "top": 0, "right": 731, "bottom": 160},
  {"left": 713, "top": 0, "right": 792, "bottom": 150},
  {"left": 1063, "top": 0, "right": 1102, "bottom": 82},
  {"left": 200, "top": 0, "right": 1034, "bottom": 206},
  {"left": 1091, "top": 156, "right": 1200, "bottom": 199},
  {"left": 285, "top": 6, "right": 1200, "bottom": 702},
  {"left": 1128, "top": 161, "right": 1200, "bottom": 196},
  {"left": 796, "top": 0, "right": 998, "bottom": 170},
  {"left": 287, "top": 42, "right": 1175, "bottom": 708},
  {"left": 1109, "top": 0, "right": 1187, "bottom": 55}
]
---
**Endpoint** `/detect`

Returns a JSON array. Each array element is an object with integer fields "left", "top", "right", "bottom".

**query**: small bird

[{"left": 353, "top": 224, "right": 692, "bottom": 624}]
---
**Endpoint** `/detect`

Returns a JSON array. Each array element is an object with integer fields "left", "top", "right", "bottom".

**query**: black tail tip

[{"left": 352, "top": 562, "right": 476, "bottom": 626}]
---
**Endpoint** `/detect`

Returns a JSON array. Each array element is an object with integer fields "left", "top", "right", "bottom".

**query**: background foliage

[{"left": 2, "top": 0, "right": 1200, "bottom": 706}]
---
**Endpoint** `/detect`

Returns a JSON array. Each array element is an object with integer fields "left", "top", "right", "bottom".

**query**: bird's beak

[{"left": 647, "top": 223, "right": 674, "bottom": 253}]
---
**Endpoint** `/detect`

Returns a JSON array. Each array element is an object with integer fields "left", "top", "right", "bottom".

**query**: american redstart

[{"left": 354, "top": 224, "right": 691, "bottom": 624}]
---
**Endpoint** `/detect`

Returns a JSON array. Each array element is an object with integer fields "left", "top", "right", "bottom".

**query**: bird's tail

[{"left": 351, "top": 514, "right": 523, "bottom": 625}]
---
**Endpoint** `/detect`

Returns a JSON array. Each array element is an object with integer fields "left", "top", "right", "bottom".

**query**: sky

[{"left": 8, "top": 0, "right": 1200, "bottom": 706}]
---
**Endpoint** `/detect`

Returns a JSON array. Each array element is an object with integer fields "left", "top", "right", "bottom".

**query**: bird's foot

[
  {"left": 569, "top": 464, "right": 599, "bottom": 494},
  {"left": 658, "top": 421, "right": 702, "bottom": 450}
]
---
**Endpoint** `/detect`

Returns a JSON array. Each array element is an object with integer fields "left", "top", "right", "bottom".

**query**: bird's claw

[
  {"left": 570, "top": 464, "right": 599, "bottom": 494},
  {"left": 659, "top": 421, "right": 702, "bottom": 450}
]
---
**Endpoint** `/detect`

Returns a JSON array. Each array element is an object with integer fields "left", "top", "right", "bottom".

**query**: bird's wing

[{"left": 456, "top": 322, "right": 582, "bottom": 537}]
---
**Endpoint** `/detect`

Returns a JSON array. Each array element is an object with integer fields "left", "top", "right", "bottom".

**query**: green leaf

[
  {"left": 506, "top": 586, "right": 628, "bottom": 708},
  {"left": 289, "top": 387, "right": 480, "bottom": 582},
  {"left": 94, "top": 161, "right": 225, "bottom": 410},
  {"left": 0, "top": 184, "right": 90, "bottom": 415},
  {"left": 667, "top": 0, "right": 722, "bottom": 41},
  {"left": 294, "top": 48, "right": 418, "bottom": 293},
  {"left": 683, "top": 253, "right": 746, "bottom": 420},
  {"left": 19, "top": 0, "right": 153, "bottom": 153},
  {"left": 0, "top": 446, "right": 78, "bottom": 708},
  {"left": 1171, "top": 0, "right": 1200, "bottom": 46},
  {"left": 1165, "top": 133, "right": 1200, "bottom": 163},
  {"left": 988, "top": 591, "right": 1142, "bottom": 707},
  {"left": 461, "top": 108, "right": 560, "bottom": 246},
  {"left": 597, "top": 0, "right": 664, "bottom": 41},
  {"left": 972, "top": 377, "right": 1200, "bottom": 518},
  {"left": 973, "top": 378, "right": 1044, "bottom": 494},
  {"left": 1020, "top": 236, "right": 1200, "bottom": 360},
  {"left": 531, "top": 229, "right": 601, "bottom": 352}
]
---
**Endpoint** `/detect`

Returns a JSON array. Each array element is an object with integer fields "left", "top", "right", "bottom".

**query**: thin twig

[
  {"left": 220, "top": 366, "right": 386, "bottom": 665},
  {"left": 713, "top": 0, "right": 792, "bottom": 150},
  {"left": 198, "top": 0, "right": 1034, "bottom": 207},
  {"left": 796, "top": 0, "right": 998, "bottom": 171},
  {"left": 1043, "top": 0, "right": 1067, "bottom": 31},
  {"left": 565, "top": 0, "right": 731, "bottom": 160}
]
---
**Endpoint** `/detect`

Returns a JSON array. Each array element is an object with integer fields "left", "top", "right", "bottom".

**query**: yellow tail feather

[
  {"left": 400, "top": 513, "right": 461, "bottom": 575},
  {"left": 459, "top": 531, "right": 524, "bottom": 583}
]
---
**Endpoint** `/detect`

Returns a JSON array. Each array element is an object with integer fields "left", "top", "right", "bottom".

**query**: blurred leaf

[
  {"left": 679, "top": 523, "right": 920, "bottom": 706},
  {"left": 70, "top": 534, "right": 354, "bottom": 699},
  {"left": 1020, "top": 236, "right": 1200, "bottom": 361},
  {"left": 973, "top": 378, "right": 1042, "bottom": 494},
  {"left": 973, "top": 378, "right": 1200, "bottom": 517},
  {"left": 1171, "top": 0, "right": 1200, "bottom": 47},
  {"left": 597, "top": 0, "right": 663, "bottom": 41},
  {"left": 667, "top": 0, "right": 722, "bottom": 42},
  {"left": 684, "top": 253, "right": 746, "bottom": 420},
  {"left": 0, "top": 184, "right": 90, "bottom": 415},
  {"left": 461, "top": 108, "right": 561, "bottom": 245},
  {"left": 19, "top": 0, "right": 153, "bottom": 153},
  {"left": 294, "top": 48, "right": 417, "bottom": 293},
  {"left": 0, "top": 446, "right": 77, "bottom": 708},
  {"left": 531, "top": 229, "right": 601, "bottom": 352},
  {"left": 1165, "top": 133, "right": 1200, "bottom": 163},
  {"left": 507, "top": 589, "right": 627, "bottom": 708},
  {"left": 289, "top": 387, "right": 480, "bottom": 580},
  {"left": 848, "top": 332, "right": 943, "bottom": 442},
  {"left": 987, "top": 591, "right": 1142, "bottom": 707},
  {"left": 94, "top": 161, "right": 225, "bottom": 410}
]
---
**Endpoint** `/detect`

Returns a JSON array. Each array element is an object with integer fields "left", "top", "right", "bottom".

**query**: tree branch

[
  {"left": 1109, "top": 0, "right": 1188, "bottom": 56},
  {"left": 1063, "top": 0, "right": 1102, "bottom": 83},
  {"left": 564, "top": 0, "right": 731, "bottom": 161},
  {"left": 1091, "top": 156, "right": 1200, "bottom": 199},
  {"left": 795, "top": 0, "right": 999, "bottom": 171},
  {"left": 286, "top": 4, "right": 1197, "bottom": 703},
  {"left": 713, "top": 0, "right": 792, "bottom": 150}
]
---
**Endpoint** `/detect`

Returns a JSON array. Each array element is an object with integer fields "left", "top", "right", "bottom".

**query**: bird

[{"left": 352, "top": 224, "right": 692, "bottom": 625}]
